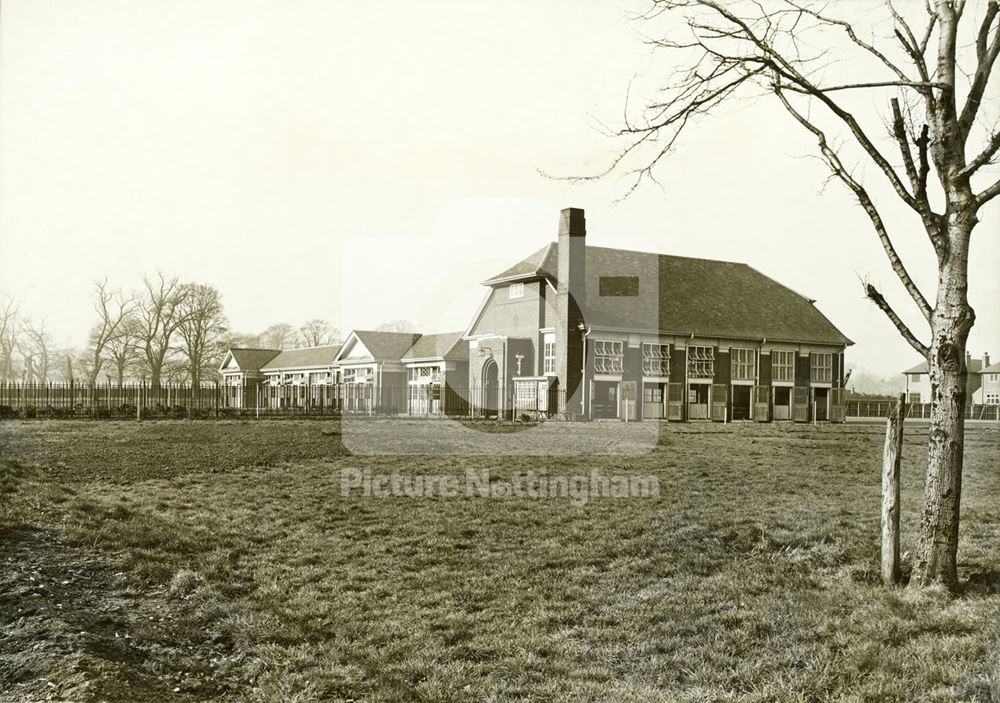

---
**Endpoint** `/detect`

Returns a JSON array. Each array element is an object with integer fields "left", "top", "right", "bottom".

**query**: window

[
  {"left": 599, "top": 276, "right": 639, "bottom": 297},
  {"left": 987, "top": 393, "right": 999, "bottom": 405},
  {"left": 509, "top": 282, "right": 524, "bottom": 299},
  {"left": 908, "top": 393, "right": 921, "bottom": 403},
  {"left": 731, "top": 348, "right": 755, "bottom": 381},
  {"left": 642, "top": 343, "right": 670, "bottom": 376},
  {"left": 514, "top": 379, "right": 537, "bottom": 411},
  {"left": 811, "top": 353, "right": 833, "bottom": 383},
  {"left": 594, "top": 340, "right": 624, "bottom": 374},
  {"left": 687, "top": 345, "right": 715, "bottom": 379},
  {"left": 772, "top": 350, "right": 795, "bottom": 382},
  {"left": 343, "top": 367, "right": 370, "bottom": 383},
  {"left": 643, "top": 384, "right": 663, "bottom": 403},
  {"left": 543, "top": 333, "right": 556, "bottom": 375},
  {"left": 409, "top": 366, "right": 440, "bottom": 383}
]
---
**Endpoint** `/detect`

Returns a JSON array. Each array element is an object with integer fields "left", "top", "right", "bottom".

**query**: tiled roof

[
  {"left": 482, "top": 244, "right": 555, "bottom": 284},
  {"left": 260, "top": 345, "right": 342, "bottom": 371},
  {"left": 484, "top": 243, "right": 852, "bottom": 345},
  {"left": 226, "top": 348, "right": 281, "bottom": 371},
  {"left": 401, "top": 332, "right": 467, "bottom": 361},
  {"left": 347, "top": 331, "right": 423, "bottom": 362}
]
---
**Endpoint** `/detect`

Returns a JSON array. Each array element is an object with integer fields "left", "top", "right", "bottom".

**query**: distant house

[
  {"left": 983, "top": 358, "right": 1000, "bottom": 405},
  {"left": 903, "top": 352, "right": 989, "bottom": 404},
  {"left": 464, "top": 207, "right": 852, "bottom": 422},
  {"left": 332, "top": 330, "right": 422, "bottom": 414},
  {"left": 399, "top": 331, "right": 469, "bottom": 416}
]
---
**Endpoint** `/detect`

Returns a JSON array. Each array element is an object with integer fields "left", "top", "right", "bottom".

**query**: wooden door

[
  {"left": 666, "top": 383, "right": 684, "bottom": 421},
  {"left": 711, "top": 384, "right": 727, "bottom": 421},
  {"left": 754, "top": 385, "right": 770, "bottom": 422},
  {"left": 793, "top": 386, "right": 810, "bottom": 422},
  {"left": 830, "top": 387, "right": 846, "bottom": 423}
]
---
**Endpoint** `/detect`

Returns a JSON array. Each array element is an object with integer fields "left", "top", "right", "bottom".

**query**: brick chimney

[
  {"left": 966, "top": 351, "right": 972, "bottom": 368},
  {"left": 985, "top": 351, "right": 991, "bottom": 368},
  {"left": 555, "top": 208, "right": 586, "bottom": 417}
]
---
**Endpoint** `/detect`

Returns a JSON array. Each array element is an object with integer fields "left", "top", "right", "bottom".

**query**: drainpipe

[{"left": 579, "top": 323, "right": 592, "bottom": 418}]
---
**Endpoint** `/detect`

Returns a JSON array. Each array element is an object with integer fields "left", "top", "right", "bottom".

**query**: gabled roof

[
  {"left": 482, "top": 244, "right": 556, "bottom": 284},
  {"left": 334, "top": 330, "right": 423, "bottom": 364},
  {"left": 260, "top": 344, "right": 341, "bottom": 371},
  {"left": 481, "top": 242, "right": 852, "bottom": 345},
  {"left": 221, "top": 348, "right": 281, "bottom": 372},
  {"left": 401, "top": 332, "right": 468, "bottom": 362},
  {"left": 905, "top": 358, "right": 985, "bottom": 375},
  {"left": 983, "top": 362, "right": 1000, "bottom": 374}
]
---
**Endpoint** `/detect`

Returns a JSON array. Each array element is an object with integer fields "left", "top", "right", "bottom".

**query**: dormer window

[{"left": 509, "top": 282, "right": 524, "bottom": 299}]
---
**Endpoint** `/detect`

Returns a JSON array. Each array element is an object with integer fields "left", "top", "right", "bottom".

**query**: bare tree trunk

[{"left": 913, "top": 217, "right": 974, "bottom": 591}]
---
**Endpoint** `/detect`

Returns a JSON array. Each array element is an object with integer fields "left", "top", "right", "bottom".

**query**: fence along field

[{"left": 0, "top": 381, "right": 997, "bottom": 421}]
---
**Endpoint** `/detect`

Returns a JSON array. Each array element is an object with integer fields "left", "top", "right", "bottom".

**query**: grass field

[{"left": 0, "top": 419, "right": 998, "bottom": 702}]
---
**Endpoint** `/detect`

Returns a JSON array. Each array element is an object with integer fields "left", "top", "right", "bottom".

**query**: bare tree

[
  {"left": 299, "top": 319, "right": 340, "bottom": 347},
  {"left": 136, "top": 273, "right": 191, "bottom": 391},
  {"left": 176, "top": 283, "right": 228, "bottom": 387},
  {"left": 87, "top": 279, "right": 136, "bottom": 385},
  {"left": 21, "top": 319, "right": 53, "bottom": 382},
  {"left": 0, "top": 297, "right": 20, "bottom": 382},
  {"left": 260, "top": 322, "right": 297, "bottom": 349},
  {"left": 104, "top": 316, "right": 143, "bottom": 385},
  {"left": 374, "top": 319, "right": 416, "bottom": 333},
  {"left": 595, "top": 0, "right": 1000, "bottom": 590}
]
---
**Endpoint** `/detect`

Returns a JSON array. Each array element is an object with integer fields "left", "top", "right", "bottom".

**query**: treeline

[{"left": 0, "top": 273, "right": 341, "bottom": 388}]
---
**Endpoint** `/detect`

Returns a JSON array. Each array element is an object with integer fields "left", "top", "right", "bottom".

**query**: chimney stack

[
  {"left": 556, "top": 208, "right": 586, "bottom": 417},
  {"left": 966, "top": 351, "right": 972, "bottom": 367},
  {"left": 985, "top": 351, "right": 991, "bottom": 368}
]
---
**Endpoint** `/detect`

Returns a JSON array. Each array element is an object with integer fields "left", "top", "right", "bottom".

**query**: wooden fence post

[{"left": 881, "top": 392, "right": 906, "bottom": 585}]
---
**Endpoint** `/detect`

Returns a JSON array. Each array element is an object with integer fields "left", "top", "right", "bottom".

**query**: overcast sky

[{"left": 1, "top": 0, "right": 997, "bottom": 376}]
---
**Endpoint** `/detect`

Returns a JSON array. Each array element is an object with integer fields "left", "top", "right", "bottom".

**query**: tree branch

[
  {"left": 864, "top": 283, "right": 931, "bottom": 357},
  {"left": 976, "top": 177, "right": 1000, "bottom": 207},
  {"left": 694, "top": 0, "right": 926, "bottom": 216},
  {"left": 962, "top": 129, "right": 1000, "bottom": 176},
  {"left": 959, "top": 0, "right": 1000, "bottom": 138},
  {"left": 775, "top": 84, "right": 933, "bottom": 321}
]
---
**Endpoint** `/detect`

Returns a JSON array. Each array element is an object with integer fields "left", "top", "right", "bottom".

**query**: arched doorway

[{"left": 483, "top": 359, "right": 499, "bottom": 416}]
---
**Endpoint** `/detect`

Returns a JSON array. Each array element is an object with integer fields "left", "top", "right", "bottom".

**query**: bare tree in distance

[
  {"left": 299, "top": 319, "right": 340, "bottom": 347},
  {"left": 136, "top": 273, "right": 191, "bottom": 391},
  {"left": 176, "top": 283, "right": 228, "bottom": 387},
  {"left": 260, "top": 323, "right": 298, "bottom": 350},
  {"left": 0, "top": 296, "right": 19, "bottom": 382},
  {"left": 104, "top": 315, "right": 143, "bottom": 385},
  {"left": 590, "top": 0, "right": 1000, "bottom": 590},
  {"left": 21, "top": 319, "right": 53, "bottom": 383},
  {"left": 225, "top": 332, "right": 263, "bottom": 349},
  {"left": 87, "top": 279, "right": 137, "bottom": 385},
  {"left": 374, "top": 319, "right": 417, "bottom": 334}
]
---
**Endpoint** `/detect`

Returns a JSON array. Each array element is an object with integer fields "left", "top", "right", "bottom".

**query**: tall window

[
  {"left": 642, "top": 343, "right": 670, "bottom": 376},
  {"left": 687, "top": 345, "right": 715, "bottom": 378},
  {"left": 811, "top": 353, "right": 833, "bottom": 383},
  {"left": 594, "top": 340, "right": 624, "bottom": 374},
  {"left": 509, "top": 282, "right": 524, "bottom": 299},
  {"left": 772, "top": 351, "right": 795, "bottom": 382},
  {"left": 543, "top": 333, "right": 556, "bottom": 375},
  {"left": 731, "top": 348, "right": 755, "bottom": 381}
]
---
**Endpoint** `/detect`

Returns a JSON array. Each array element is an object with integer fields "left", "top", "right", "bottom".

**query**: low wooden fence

[{"left": 846, "top": 399, "right": 1000, "bottom": 421}]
